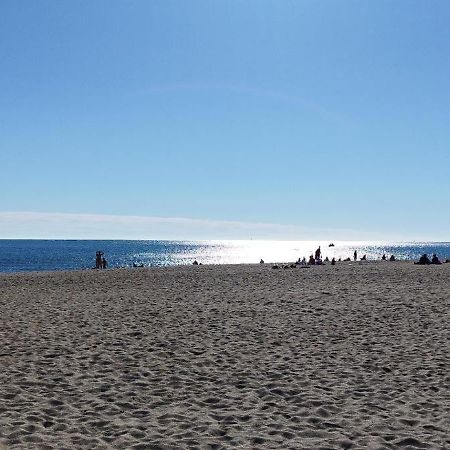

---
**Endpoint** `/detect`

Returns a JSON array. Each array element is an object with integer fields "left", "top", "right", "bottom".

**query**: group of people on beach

[
  {"left": 307, "top": 248, "right": 402, "bottom": 265},
  {"left": 415, "top": 253, "right": 446, "bottom": 265},
  {"left": 305, "top": 246, "right": 357, "bottom": 266},
  {"left": 189, "top": 244, "right": 448, "bottom": 269},
  {"left": 95, "top": 251, "right": 107, "bottom": 269},
  {"left": 277, "top": 246, "right": 403, "bottom": 268},
  {"left": 293, "top": 247, "right": 447, "bottom": 267},
  {"left": 127, "top": 248, "right": 448, "bottom": 269}
]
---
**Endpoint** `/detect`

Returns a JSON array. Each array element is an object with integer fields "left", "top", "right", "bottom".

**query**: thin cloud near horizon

[{"left": 0, "top": 211, "right": 388, "bottom": 241}]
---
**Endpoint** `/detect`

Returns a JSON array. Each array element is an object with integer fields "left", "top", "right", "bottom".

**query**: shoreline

[{"left": 0, "top": 258, "right": 448, "bottom": 277}]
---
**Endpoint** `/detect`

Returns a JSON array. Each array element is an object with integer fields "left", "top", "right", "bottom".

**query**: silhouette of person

[
  {"left": 260, "top": 259, "right": 265, "bottom": 264},
  {"left": 431, "top": 254, "right": 441, "bottom": 264},
  {"left": 415, "top": 254, "right": 431, "bottom": 265},
  {"left": 315, "top": 246, "right": 321, "bottom": 260},
  {"left": 308, "top": 255, "right": 315, "bottom": 265},
  {"left": 353, "top": 250, "right": 357, "bottom": 261},
  {"left": 331, "top": 257, "right": 336, "bottom": 265},
  {"left": 95, "top": 251, "right": 103, "bottom": 269},
  {"left": 381, "top": 254, "right": 387, "bottom": 260},
  {"left": 102, "top": 257, "right": 107, "bottom": 269},
  {"left": 389, "top": 255, "right": 396, "bottom": 261}
]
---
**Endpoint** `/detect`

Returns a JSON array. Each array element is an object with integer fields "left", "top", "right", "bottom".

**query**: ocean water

[{"left": 0, "top": 240, "right": 449, "bottom": 273}]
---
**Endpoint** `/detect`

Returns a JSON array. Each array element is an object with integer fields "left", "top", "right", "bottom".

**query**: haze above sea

[{"left": 0, "top": 240, "right": 449, "bottom": 273}]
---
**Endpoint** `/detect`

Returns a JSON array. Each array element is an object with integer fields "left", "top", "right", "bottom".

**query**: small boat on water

[{"left": 329, "top": 243, "right": 335, "bottom": 247}]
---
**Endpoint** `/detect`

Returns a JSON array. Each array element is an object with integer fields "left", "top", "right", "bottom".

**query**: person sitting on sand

[
  {"left": 360, "top": 254, "right": 367, "bottom": 261},
  {"left": 193, "top": 260, "right": 199, "bottom": 265},
  {"left": 331, "top": 257, "right": 336, "bottom": 265},
  {"left": 324, "top": 256, "right": 329, "bottom": 262},
  {"left": 415, "top": 254, "right": 431, "bottom": 265},
  {"left": 381, "top": 254, "right": 387, "bottom": 260},
  {"left": 389, "top": 255, "right": 396, "bottom": 261},
  {"left": 260, "top": 259, "right": 264, "bottom": 264},
  {"left": 308, "top": 255, "right": 315, "bottom": 265},
  {"left": 431, "top": 254, "right": 442, "bottom": 265}
]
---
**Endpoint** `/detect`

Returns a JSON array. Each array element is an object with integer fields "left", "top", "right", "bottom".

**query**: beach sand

[{"left": 1, "top": 262, "right": 449, "bottom": 449}]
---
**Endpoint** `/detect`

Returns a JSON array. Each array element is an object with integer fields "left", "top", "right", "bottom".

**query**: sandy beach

[{"left": 1, "top": 262, "right": 449, "bottom": 449}]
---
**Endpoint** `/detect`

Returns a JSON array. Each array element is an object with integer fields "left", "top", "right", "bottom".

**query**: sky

[{"left": 1, "top": 0, "right": 449, "bottom": 240}]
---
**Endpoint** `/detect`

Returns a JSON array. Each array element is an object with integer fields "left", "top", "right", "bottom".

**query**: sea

[{"left": 0, "top": 240, "right": 449, "bottom": 273}]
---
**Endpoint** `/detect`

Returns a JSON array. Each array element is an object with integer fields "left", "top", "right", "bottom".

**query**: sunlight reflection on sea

[{"left": 0, "top": 240, "right": 449, "bottom": 272}]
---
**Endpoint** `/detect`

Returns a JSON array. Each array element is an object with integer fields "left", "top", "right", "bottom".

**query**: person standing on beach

[
  {"left": 354, "top": 250, "right": 357, "bottom": 261},
  {"left": 95, "top": 251, "right": 101, "bottom": 269},
  {"left": 102, "top": 257, "right": 107, "bottom": 269},
  {"left": 315, "top": 246, "right": 321, "bottom": 260},
  {"left": 95, "top": 251, "right": 104, "bottom": 269}
]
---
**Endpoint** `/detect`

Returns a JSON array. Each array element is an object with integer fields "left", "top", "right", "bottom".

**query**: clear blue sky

[{"left": 1, "top": 1, "right": 449, "bottom": 239}]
